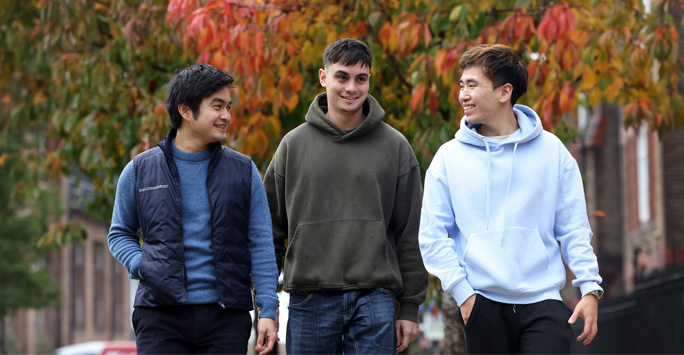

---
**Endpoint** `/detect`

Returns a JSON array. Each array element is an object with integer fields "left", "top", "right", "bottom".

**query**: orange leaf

[
  {"left": 0, "top": 153, "right": 9, "bottom": 167},
  {"left": 411, "top": 83, "right": 426, "bottom": 113}
]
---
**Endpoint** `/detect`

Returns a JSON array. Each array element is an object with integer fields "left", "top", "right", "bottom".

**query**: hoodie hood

[
  {"left": 453, "top": 104, "right": 543, "bottom": 231},
  {"left": 455, "top": 104, "right": 542, "bottom": 147},
  {"left": 305, "top": 93, "right": 385, "bottom": 140}
]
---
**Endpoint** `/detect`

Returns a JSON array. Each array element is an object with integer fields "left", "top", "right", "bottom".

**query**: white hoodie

[{"left": 419, "top": 104, "right": 602, "bottom": 306}]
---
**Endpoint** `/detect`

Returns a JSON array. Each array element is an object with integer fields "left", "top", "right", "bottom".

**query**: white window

[{"left": 636, "top": 123, "right": 650, "bottom": 223}]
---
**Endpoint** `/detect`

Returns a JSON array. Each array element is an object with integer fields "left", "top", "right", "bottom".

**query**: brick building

[{"left": 5, "top": 177, "right": 134, "bottom": 354}]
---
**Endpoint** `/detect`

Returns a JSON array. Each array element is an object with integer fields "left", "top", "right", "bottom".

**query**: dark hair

[
  {"left": 323, "top": 38, "right": 372, "bottom": 69},
  {"left": 165, "top": 63, "right": 235, "bottom": 129},
  {"left": 458, "top": 44, "right": 528, "bottom": 105}
]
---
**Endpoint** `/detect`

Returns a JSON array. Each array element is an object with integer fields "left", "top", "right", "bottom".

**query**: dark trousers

[
  {"left": 458, "top": 295, "right": 574, "bottom": 354},
  {"left": 132, "top": 304, "right": 251, "bottom": 354}
]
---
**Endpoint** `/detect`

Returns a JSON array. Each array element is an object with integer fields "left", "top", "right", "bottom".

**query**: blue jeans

[{"left": 286, "top": 288, "right": 397, "bottom": 354}]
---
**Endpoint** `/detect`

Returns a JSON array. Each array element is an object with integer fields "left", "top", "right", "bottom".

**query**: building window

[
  {"left": 94, "top": 241, "right": 106, "bottom": 331},
  {"left": 636, "top": 123, "right": 650, "bottom": 224},
  {"left": 73, "top": 242, "right": 85, "bottom": 329}
]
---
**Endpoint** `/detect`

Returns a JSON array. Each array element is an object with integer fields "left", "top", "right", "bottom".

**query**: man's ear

[
  {"left": 319, "top": 68, "right": 327, "bottom": 87},
  {"left": 178, "top": 103, "right": 193, "bottom": 121},
  {"left": 499, "top": 83, "right": 513, "bottom": 104}
]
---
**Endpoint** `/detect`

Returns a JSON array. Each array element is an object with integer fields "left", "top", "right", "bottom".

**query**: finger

[
  {"left": 568, "top": 310, "right": 578, "bottom": 325},
  {"left": 259, "top": 335, "right": 276, "bottom": 355},
  {"left": 255, "top": 332, "right": 265, "bottom": 351},
  {"left": 397, "top": 333, "right": 410, "bottom": 353},
  {"left": 582, "top": 322, "right": 597, "bottom": 345},
  {"left": 396, "top": 326, "right": 402, "bottom": 347},
  {"left": 409, "top": 330, "right": 419, "bottom": 343}
]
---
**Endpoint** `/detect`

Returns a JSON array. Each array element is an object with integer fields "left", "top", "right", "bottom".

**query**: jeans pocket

[
  {"left": 377, "top": 287, "right": 394, "bottom": 295},
  {"left": 289, "top": 292, "right": 313, "bottom": 308}
]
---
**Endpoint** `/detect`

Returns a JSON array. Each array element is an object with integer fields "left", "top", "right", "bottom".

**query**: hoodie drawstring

[
  {"left": 483, "top": 139, "right": 492, "bottom": 230},
  {"left": 501, "top": 142, "right": 519, "bottom": 245}
]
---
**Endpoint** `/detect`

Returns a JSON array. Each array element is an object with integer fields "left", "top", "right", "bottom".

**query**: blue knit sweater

[{"left": 107, "top": 140, "right": 279, "bottom": 319}]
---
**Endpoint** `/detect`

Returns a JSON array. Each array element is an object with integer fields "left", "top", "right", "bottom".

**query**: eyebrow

[
  {"left": 459, "top": 78, "right": 480, "bottom": 85},
  {"left": 209, "top": 97, "right": 231, "bottom": 105},
  {"left": 334, "top": 70, "right": 370, "bottom": 79}
]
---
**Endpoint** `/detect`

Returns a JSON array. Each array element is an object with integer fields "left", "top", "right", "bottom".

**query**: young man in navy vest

[{"left": 108, "top": 63, "right": 279, "bottom": 354}]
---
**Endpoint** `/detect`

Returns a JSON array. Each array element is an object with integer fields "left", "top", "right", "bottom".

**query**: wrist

[{"left": 585, "top": 289, "right": 603, "bottom": 300}]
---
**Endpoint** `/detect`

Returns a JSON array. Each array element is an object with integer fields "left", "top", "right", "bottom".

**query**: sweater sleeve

[
  {"left": 248, "top": 162, "right": 280, "bottom": 320},
  {"left": 555, "top": 158, "right": 603, "bottom": 297},
  {"left": 107, "top": 161, "right": 143, "bottom": 280},
  {"left": 418, "top": 150, "right": 475, "bottom": 306},
  {"left": 389, "top": 158, "right": 429, "bottom": 322},
  {"left": 263, "top": 148, "right": 288, "bottom": 274}
]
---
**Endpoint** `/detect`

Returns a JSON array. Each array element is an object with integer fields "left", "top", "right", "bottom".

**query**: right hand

[{"left": 459, "top": 294, "right": 476, "bottom": 325}]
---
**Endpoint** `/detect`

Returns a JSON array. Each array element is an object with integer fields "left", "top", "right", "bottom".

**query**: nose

[
  {"left": 344, "top": 80, "right": 357, "bottom": 92},
  {"left": 459, "top": 88, "right": 470, "bottom": 102},
  {"left": 221, "top": 108, "right": 231, "bottom": 120}
]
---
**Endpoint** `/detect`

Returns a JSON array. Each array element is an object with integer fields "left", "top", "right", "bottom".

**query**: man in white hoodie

[{"left": 419, "top": 44, "right": 603, "bottom": 354}]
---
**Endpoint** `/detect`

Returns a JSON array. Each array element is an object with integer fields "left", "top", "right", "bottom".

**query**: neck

[
  {"left": 326, "top": 110, "right": 365, "bottom": 130},
  {"left": 478, "top": 110, "right": 519, "bottom": 137},
  {"left": 174, "top": 130, "right": 209, "bottom": 152}
]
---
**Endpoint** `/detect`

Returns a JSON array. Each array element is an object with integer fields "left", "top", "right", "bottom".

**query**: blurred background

[{"left": 1, "top": 0, "right": 683, "bottom": 353}]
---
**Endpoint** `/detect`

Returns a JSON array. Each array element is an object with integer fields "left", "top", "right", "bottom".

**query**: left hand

[
  {"left": 254, "top": 318, "right": 278, "bottom": 355},
  {"left": 396, "top": 319, "right": 420, "bottom": 353},
  {"left": 568, "top": 294, "right": 599, "bottom": 345}
]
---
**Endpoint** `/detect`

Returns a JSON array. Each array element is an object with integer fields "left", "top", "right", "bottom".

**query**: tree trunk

[{"left": 442, "top": 290, "right": 466, "bottom": 354}]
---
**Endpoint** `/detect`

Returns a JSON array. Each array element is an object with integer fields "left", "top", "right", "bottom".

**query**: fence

[{"left": 572, "top": 266, "right": 684, "bottom": 354}]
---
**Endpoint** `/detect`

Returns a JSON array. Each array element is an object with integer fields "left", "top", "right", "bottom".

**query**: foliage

[
  {"left": 0, "top": 0, "right": 188, "bottom": 222},
  {"left": 169, "top": 0, "right": 684, "bottom": 168},
  {"left": 1, "top": 0, "right": 684, "bottom": 237},
  {"left": 0, "top": 132, "right": 60, "bottom": 321}
]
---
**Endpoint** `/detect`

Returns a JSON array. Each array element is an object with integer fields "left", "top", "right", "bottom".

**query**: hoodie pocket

[
  {"left": 283, "top": 220, "right": 397, "bottom": 291},
  {"left": 463, "top": 227, "right": 550, "bottom": 294}
]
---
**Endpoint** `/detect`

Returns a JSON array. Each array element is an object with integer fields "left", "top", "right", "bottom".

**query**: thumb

[
  {"left": 568, "top": 309, "right": 579, "bottom": 324},
  {"left": 256, "top": 330, "right": 265, "bottom": 349}
]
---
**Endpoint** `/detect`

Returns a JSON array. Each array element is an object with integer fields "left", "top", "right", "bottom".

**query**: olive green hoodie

[{"left": 264, "top": 93, "right": 428, "bottom": 322}]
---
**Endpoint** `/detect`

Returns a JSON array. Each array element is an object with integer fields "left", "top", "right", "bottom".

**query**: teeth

[{"left": 463, "top": 106, "right": 474, "bottom": 110}]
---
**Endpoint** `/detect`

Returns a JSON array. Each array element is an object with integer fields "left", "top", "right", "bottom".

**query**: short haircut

[
  {"left": 165, "top": 63, "right": 235, "bottom": 129},
  {"left": 323, "top": 38, "right": 372, "bottom": 70},
  {"left": 458, "top": 44, "right": 528, "bottom": 105}
]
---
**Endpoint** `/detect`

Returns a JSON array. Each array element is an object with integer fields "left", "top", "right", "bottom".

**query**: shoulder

[
  {"left": 133, "top": 147, "right": 163, "bottom": 164},
  {"left": 377, "top": 122, "right": 411, "bottom": 143},
  {"left": 281, "top": 122, "right": 317, "bottom": 142},
  {"left": 220, "top": 145, "right": 252, "bottom": 164}
]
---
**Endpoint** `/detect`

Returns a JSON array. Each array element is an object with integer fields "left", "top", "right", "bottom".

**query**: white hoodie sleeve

[
  {"left": 555, "top": 157, "right": 603, "bottom": 297},
  {"left": 418, "top": 150, "right": 475, "bottom": 306}
]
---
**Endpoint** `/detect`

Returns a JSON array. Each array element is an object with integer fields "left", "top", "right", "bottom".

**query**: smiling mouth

[
  {"left": 214, "top": 123, "right": 227, "bottom": 129},
  {"left": 341, "top": 95, "right": 358, "bottom": 101},
  {"left": 463, "top": 105, "right": 474, "bottom": 110}
]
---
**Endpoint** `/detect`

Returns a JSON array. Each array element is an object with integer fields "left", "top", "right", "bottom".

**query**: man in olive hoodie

[{"left": 264, "top": 38, "right": 428, "bottom": 354}]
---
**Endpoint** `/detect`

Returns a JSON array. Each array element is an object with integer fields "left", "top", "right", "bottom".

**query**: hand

[
  {"left": 254, "top": 318, "right": 277, "bottom": 355},
  {"left": 568, "top": 294, "right": 599, "bottom": 345},
  {"left": 396, "top": 319, "right": 420, "bottom": 353},
  {"left": 274, "top": 308, "right": 280, "bottom": 333},
  {"left": 459, "top": 294, "right": 476, "bottom": 325}
]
